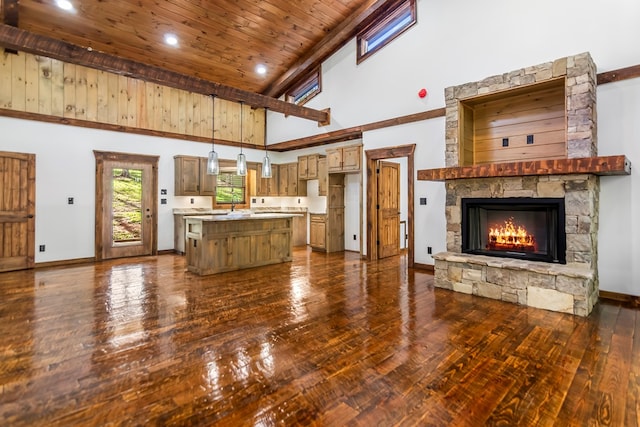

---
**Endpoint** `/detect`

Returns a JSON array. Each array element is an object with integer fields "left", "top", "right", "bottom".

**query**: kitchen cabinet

[
  {"left": 185, "top": 214, "right": 293, "bottom": 275},
  {"left": 256, "top": 163, "right": 279, "bottom": 197},
  {"left": 327, "top": 145, "right": 361, "bottom": 173},
  {"left": 174, "top": 155, "right": 216, "bottom": 196},
  {"left": 326, "top": 174, "right": 345, "bottom": 253},
  {"left": 318, "top": 157, "right": 328, "bottom": 196},
  {"left": 298, "top": 154, "right": 324, "bottom": 179},
  {"left": 279, "top": 163, "right": 307, "bottom": 196},
  {"left": 309, "top": 214, "right": 326, "bottom": 251}
]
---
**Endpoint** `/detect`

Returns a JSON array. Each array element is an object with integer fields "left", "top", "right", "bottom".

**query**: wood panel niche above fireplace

[{"left": 459, "top": 78, "right": 566, "bottom": 166}]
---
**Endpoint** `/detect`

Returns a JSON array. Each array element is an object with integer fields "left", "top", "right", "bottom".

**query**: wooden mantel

[{"left": 417, "top": 155, "right": 631, "bottom": 181}]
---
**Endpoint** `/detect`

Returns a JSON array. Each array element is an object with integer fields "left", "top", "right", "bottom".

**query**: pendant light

[
  {"left": 236, "top": 101, "right": 247, "bottom": 176},
  {"left": 206, "top": 95, "right": 219, "bottom": 175},
  {"left": 261, "top": 107, "right": 272, "bottom": 178}
]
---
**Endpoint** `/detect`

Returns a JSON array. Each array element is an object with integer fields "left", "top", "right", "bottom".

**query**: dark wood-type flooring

[{"left": 1, "top": 248, "right": 638, "bottom": 426}]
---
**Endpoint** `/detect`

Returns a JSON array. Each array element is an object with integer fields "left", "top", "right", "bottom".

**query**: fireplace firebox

[{"left": 461, "top": 198, "right": 566, "bottom": 264}]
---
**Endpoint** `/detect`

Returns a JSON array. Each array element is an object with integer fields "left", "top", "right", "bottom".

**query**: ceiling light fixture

[
  {"left": 261, "top": 108, "right": 272, "bottom": 178},
  {"left": 236, "top": 102, "right": 247, "bottom": 176},
  {"left": 55, "top": 0, "right": 74, "bottom": 11},
  {"left": 164, "top": 33, "right": 179, "bottom": 46},
  {"left": 256, "top": 64, "right": 267, "bottom": 75},
  {"left": 206, "top": 95, "right": 219, "bottom": 175}
]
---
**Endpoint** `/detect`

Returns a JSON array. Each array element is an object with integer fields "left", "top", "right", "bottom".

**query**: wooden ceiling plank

[
  {"left": 263, "top": 0, "right": 392, "bottom": 97},
  {"left": 0, "top": 24, "right": 329, "bottom": 123}
]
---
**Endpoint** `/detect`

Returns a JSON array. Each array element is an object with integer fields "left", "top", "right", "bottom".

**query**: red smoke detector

[{"left": 418, "top": 88, "right": 428, "bottom": 98}]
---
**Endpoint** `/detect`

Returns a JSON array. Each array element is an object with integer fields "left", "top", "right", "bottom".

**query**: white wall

[
  {"left": 0, "top": 117, "right": 285, "bottom": 262},
  {"left": 267, "top": 0, "right": 640, "bottom": 294}
]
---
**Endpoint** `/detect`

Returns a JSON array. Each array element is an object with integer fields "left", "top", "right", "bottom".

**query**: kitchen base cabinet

[
  {"left": 309, "top": 214, "right": 326, "bottom": 251},
  {"left": 186, "top": 215, "right": 293, "bottom": 275}
]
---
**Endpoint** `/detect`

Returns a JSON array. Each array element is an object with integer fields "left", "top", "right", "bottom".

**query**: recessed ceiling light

[
  {"left": 256, "top": 64, "right": 267, "bottom": 75},
  {"left": 164, "top": 33, "right": 179, "bottom": 46},
  {"left": 55, "top": 0, "right": 74, "bottom": 11}
]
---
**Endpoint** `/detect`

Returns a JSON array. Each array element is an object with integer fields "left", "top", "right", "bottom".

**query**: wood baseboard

[
  {"left": 35, "top": 257, "right": 95, "bottom": 269},
  {"left": 412, "top": 263, "right": 434, "bottom": 272},
  {"left": 599, "top": 290, "right": 640, "bottom": 306}
]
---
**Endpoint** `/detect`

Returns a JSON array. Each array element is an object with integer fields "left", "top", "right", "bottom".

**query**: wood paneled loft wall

[{"left": 0, "top": 51, "right": 265, "bottom": 146}]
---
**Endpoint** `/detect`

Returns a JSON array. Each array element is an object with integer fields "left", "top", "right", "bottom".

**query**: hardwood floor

[{"left": 0, "top": 247, "right": 638, "bottom": 426}]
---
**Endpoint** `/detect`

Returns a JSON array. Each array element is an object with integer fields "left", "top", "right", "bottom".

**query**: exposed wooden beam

[
  {"left": 269, "top": 107, "right": 446, "bottom": 151},
  {"left": 2, "top": 0, "right": 18, "bottom": 55},
  {"left": 263, "top": 0, "right": 400, "bottom": 98},
  {"left": 0, "top": 24, "right": 330, "bottom": 124},
  {"left": 597, "top": 64, "right": 640, "bottom": 85},
  {"left": 2, "top": 0, "right": 18, "bottom": 27}
]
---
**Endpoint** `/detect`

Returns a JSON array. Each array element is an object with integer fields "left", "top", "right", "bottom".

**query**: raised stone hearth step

[{"left": 433, "top": 252, "right": 597, "bottom": 317}]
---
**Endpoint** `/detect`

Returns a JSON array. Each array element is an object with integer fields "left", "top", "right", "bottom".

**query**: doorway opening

[
  {"left": 365, "top": 144, "right": 415, "bottom": 267},
  {"left": 94, "top": 151, "right": 159, "bottom": 260}
]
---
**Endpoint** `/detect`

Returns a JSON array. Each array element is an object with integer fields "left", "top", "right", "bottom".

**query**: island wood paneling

[{"left": 0, "top": 51, "right": 265, "bottom": 146}]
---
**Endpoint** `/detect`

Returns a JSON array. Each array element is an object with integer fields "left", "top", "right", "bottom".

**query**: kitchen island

[{"left": 184, "top": 213, "right": 295, "bottom": 275}]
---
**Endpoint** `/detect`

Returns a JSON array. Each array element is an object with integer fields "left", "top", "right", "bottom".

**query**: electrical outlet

[
  {"left": 39, "top": 245, "right": 45, "bottom": 252},
  {"left": 527, "top": 134, "right": 534, "bottom": 144},
  {"left": 502, "top": 138, "right": 509, "bottom": 147},
  {"left": 353, "top": 234, "right": 357, "bottom": 240},
  {"left": 161, "top": 198, "right": 167, "bottom": 205},
  {"left": 252, "top": 198, "right": 257, "bottom": 203},
  {"left": 420, "top": 197, "right": 427, "bottom": 205},
  {"left": 190, "top": 198, "right": 194, "bottom": 204},
  {"left": 261, "top": 199, "right": 265, "bottom": 203},
  {"left": 298, "top": 198, "right": 301, "bottom": 203},
  {"left": 427, "top": 246, "right": 432, "bottom": 254},
  {"left": 68, "top": 197, "right": 74, "bottom": 205}
]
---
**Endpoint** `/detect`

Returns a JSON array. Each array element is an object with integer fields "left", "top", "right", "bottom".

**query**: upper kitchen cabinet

[
  {"left": 256, "top": 163, "right": 280, "bottom": 197},
  {"left": 326, "top": 145, "right": 361, "bottom": 173},
  {"left": 174, "top": 156, "right": 216, "bottom": 196},
  {"left": 298, "top": 154, "right": 325, "bottom": 179},
  {"left": 318, "top": 157, "right": 328, "bottom": 196},
  {"left": 278, "top": 163, "right": 307, "bottom": 196}
]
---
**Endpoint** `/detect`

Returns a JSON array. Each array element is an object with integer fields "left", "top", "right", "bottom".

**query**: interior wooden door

[
  {"left": 95, "top": 151, "right": 158, "bottom": 260},
  {"left": 0, "top": 151, "right": 35, "bottom": 272},
  {"left": 377, "top": 160, "right": 400, "bottom": 259}
]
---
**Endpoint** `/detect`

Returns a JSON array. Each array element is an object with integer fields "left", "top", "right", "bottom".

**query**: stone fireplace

[{"left": 417, "top": 53, "right": 631, "bottom": 316}]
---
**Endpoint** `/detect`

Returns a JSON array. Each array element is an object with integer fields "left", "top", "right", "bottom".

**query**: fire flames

[{"left": 487, "top": 217, "right": 536, "bottom": 252}]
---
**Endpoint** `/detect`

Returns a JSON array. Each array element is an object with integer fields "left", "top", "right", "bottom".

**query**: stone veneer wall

[
  {"left": 435, "top": 174, "right": 600, "bottom": 316},
  {"left": 434, "top": 53, "right": 600, "bottom": 316}
]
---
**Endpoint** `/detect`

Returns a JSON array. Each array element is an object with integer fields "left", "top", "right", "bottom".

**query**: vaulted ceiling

[{"left": 0, "top": 0, "right": 391, "bottom": 110}]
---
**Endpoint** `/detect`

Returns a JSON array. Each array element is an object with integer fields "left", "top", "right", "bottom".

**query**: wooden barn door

[
  {"left": 377, "top": 160, "right": 400, "bottom": 259},
  {"left": 0, "top": 151, "right": 35, "bottom": 272}
]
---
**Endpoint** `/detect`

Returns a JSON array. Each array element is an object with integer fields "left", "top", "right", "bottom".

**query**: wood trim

[
  {"left": 597, "top": 64, "right": 640, "bottom": 85},
  {"left": 599, "top": 290, "right": 640, "bottom": 306},
  {"left": 269, "top": 108, "right": 445, "bottom": 152},
  {"left": 411, "top": 263, "right": 435, "bottom": 272},
  {"left": 417, "top": 155, "right": 631, "bottom": 181},
  {"left": 35, "top": 257, "right": 96, "bottom": 269},
  {"left": 365, "top": 144, "right": 415, "bottom": 267},
  {"left": 0, "top": 24, "right": 328, "bottom": 124},
  {"left": 0, "top": 108, "right": 250, "bottom": 149}
]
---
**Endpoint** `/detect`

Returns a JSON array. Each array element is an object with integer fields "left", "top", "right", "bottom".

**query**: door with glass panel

[{"left": 94, "top": 151, "right": 158, "bottom": 260}]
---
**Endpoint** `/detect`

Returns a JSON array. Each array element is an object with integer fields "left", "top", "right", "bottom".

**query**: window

[
  {"left": 286, "top": 67, "right": 321, "bottom": 106},
  {"left": 357, "top": 0, "right": 416, "bottom": 64},
  {"left": 215, "top": 173, "right": 245, "bottom": 205}
]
